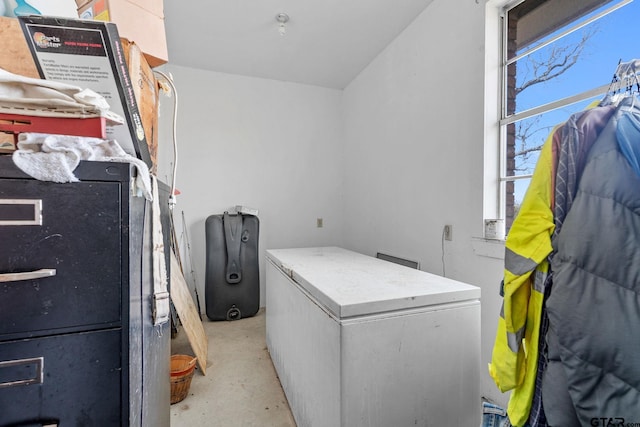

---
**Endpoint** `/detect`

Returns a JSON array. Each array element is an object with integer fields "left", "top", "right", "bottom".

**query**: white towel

[
  {"left": 0, "top": 67, "right": 123, "bottom": 123},
  {"left": 12, "top": 132, "right": 152, "bottom": 201}
]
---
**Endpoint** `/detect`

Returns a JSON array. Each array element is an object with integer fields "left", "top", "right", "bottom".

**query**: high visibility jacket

[{"left": 488, "top": 131, "right": 556, "bottom": 427}]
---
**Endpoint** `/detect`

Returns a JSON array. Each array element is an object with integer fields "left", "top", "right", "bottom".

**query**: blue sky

[{"left": 517, "top": 0, "right": 638, "bottom": 112}]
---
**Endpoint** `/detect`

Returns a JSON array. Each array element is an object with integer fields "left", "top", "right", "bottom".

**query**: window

[{"left": 499, "top": 0, "right": 636, "bottom": 231}]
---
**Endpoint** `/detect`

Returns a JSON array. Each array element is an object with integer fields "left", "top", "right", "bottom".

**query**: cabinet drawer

[
  {"left": 0, "top": 329, "right": 122, "bottom": 426},
  {"left": 0, "top": 179, "right": 123, "bottom": 337}
]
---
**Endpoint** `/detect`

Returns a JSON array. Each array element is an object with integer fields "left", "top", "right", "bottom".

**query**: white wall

[
  {"left": 341, "top": 0, "right": 507, "bottom": 406},
  {"left": 155, "top": 65, "right": 345, "bottom": 309},
  {"left": 156, "top": 0, "right": 509, "bottom": 407}
]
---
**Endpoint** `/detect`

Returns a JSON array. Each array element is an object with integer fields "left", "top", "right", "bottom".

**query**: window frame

[{"left": 492, "top": 0, "right": 632, "bottom": 233}]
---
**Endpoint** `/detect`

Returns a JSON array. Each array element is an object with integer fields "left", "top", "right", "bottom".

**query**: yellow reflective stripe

[{"left": 505, "top": 247, "right": 537, "bottom": 275}]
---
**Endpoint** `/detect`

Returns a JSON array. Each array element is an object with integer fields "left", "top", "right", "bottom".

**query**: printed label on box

[{"left": 18, "top": 16, "right": 151, "bottom": 166}]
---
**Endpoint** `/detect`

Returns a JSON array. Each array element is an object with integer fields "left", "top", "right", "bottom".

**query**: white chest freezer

[{"left": 265, "top": 247, "right": 481, "bottom": 427}]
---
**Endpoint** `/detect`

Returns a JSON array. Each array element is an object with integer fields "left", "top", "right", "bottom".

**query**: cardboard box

[
  {"left": 0, "top": 17, "right": 157, "bottom": 167},
  {"left": 121, "top": 38, "right": 159, "bottom": 173},
  {"left": 0, "top": 17, "right": 39, "bottom": 79},
  {"left": 77, "top": 0, "right": 167, "bottom": 67},
  {"left": 19, "top": 15, "right": 153, "bottom": 167},
  {"left": 0, "top": 17, "right": 37, "bottom": 153}
]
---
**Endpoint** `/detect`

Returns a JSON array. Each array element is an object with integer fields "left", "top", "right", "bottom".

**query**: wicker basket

[{"left": 170, "top": 354, "right": 197, "bottom": 404}]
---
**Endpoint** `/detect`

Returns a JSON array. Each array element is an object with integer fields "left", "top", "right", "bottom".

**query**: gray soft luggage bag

[{"left": 205, "top": 212, "right": 260, "bottom": 321}]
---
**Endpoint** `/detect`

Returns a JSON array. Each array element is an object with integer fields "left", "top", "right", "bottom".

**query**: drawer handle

[
  {"left": 0, "top": 357, "right": 44, "bottom": 389},
  {"left": 0, "top": 269, "right": 56, "bottom": 283},
  {"left": 0, "top": 199, "right": 42, "bottom": 226},
  {"left": 4, "top": 420, "right": 58, "bottom": 427}
]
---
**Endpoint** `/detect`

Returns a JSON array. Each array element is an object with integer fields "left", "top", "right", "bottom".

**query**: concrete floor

[{"left": 170, "top": 309, "right": 297, "bottom": 427}]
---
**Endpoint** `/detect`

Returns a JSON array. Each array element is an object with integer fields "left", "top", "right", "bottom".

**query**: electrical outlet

[
  {"left": 444, "top": 224, "right": 452, "bottom": 241},
  {"left": 317, "top": 218, "right": 323, "bottom": 228}
]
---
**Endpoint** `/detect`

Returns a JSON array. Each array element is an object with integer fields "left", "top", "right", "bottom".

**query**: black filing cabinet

[{"left": 0, "top": 157, "right": 170, "bottom": 426}]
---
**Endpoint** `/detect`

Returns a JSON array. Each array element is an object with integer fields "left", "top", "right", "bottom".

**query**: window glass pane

[
  {"left": 510, "top": 0, "right": 637, "bottom": 115},
  {"left": 513, "top": 178, "right": 532, "bottom": 220},
  {"left": 508, "top": 97, "right": 601, "bottom": 177},
  {"left": 511, "top": 0, "right": 620, "bottom": 58},
  {"left": 501, "top": 0, "right": 636, "bottom": 234}
]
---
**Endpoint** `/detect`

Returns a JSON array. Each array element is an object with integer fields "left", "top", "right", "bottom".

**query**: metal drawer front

[
  {"left": 0, "top": 179, "right": 123, "bottom": 337},
  {"left": 0, "top": 329, "right": 122, "bottom": 426}
]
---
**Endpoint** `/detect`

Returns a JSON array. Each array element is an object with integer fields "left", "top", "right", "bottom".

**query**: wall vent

[{"left": 376, "top": 252, "right": 420, "bottom": 270}]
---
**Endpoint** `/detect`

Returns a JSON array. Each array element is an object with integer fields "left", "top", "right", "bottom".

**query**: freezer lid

[{"left": 266, "top": 247, "right": 480, "bottom": 319}]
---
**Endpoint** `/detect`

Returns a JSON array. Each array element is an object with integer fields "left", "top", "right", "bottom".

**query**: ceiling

[{"left": 163, "top": 0, "right": 436, "bottom": 90}]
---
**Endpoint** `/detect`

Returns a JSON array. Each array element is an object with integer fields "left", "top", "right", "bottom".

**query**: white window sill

[{"left": 471, "top": 237, "right": 505, "bottom": 260}]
